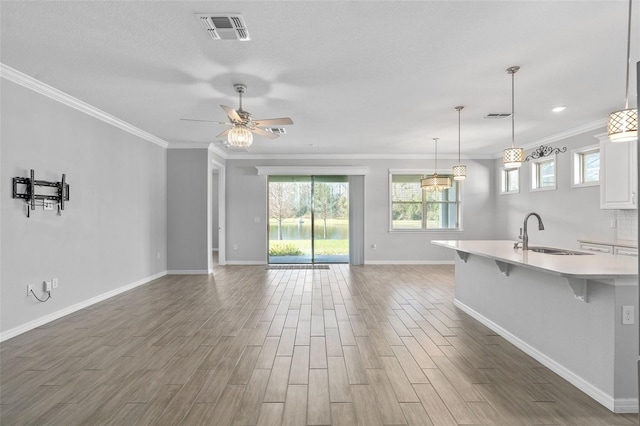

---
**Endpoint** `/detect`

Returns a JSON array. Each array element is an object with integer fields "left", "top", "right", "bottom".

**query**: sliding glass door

[{"left": 268, "top": 175, "right": 348, "bottom": 264}]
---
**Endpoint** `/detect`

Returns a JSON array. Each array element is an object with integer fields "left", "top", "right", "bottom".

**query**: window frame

[
  {"left": 500, "top": 167, "right": 520, "bottom": 195},
  {"left": 571, "top": 144, "right": 600, "bottom": 188},
  {"left": 388, "top": 170, "right": 463, "bottom": 232},
  {"left": 530, "top": 155, "right": 557, "bottom": 191}
]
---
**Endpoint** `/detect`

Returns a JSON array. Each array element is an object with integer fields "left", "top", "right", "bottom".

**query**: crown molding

[
  {"left": 0, "top": 63, "right": 169, "bottom": 148},
  {"left": 215, "top": 152, "right": 496, "bottom": 161},
  {"left": 256, "top": 166, "right": 369, "bottom": 176},
  {"left": 166, "top": 142, "right": 212, "bottom": 149},
  {"left": 493, "top": 118, "right": 607, "bottom": 159}
]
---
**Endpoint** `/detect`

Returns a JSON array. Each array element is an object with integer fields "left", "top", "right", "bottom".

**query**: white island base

[{"left": 433, "top": 240, "right": 638, "bottom": 413}]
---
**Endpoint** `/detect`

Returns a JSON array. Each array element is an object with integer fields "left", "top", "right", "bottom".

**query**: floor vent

[
  {"left": 195, "top": 14, "right": 251, "bottom": 41},
  {"left": 266, "top": 265, "right": 330, "bottom": 270}
]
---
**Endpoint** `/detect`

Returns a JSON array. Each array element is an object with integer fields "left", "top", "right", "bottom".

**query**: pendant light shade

[
  {"left": 608, "top": 0, "right": 638, "bottom": 142},
  {"left": 503, "top": 66, "right": 524, "bottom": 169},
  {"left": 228, "top": 125, "right": 253, "bottom": 148},
  {"left": 421, "top": 138, "right": 451, "bottom": 191},
  {"left": 503, "top": 147, "right": 525, "bottom": 169},
  {"left": 452, "top": 106, "right": 467, "bottom": 181},
  {"left": 608, "top": 109, "right": 638, "bottom": 142}
]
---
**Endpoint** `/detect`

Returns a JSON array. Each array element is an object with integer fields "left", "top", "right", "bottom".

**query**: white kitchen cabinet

[
  {"left": 578, "top": 240, "right": 638, "bottom": 256},
  {"left": 598, "top": 134, "right": 637, "bottom": 209},
  {"left": 579, "top": 242, "right": 614, "bottom": 254},
  {"left": 614, "top": 246, "right": 638, "bottom": 257}
]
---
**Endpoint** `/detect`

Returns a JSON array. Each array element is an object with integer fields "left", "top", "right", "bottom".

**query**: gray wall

[
  {"left": 225, "top": 158, "right": 497, "bottom": 263},
  {"left": 494, "top": 129, "right": 617, "bottom": 249},
  {"left": 211, "top": 171, "right": 219, "bottom": 250},
  {"left": 1, "top": 79, "right": 167, "bottom": 335},
  {"left": 167, "top": 149, "right": 210, "bottom": 272}
]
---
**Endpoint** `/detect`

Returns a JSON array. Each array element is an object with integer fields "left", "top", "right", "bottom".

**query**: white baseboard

[
  {"left": 454, "top": 298, "right": 638, "bottom": 414},
  {"left": 224, "top": 261, "right": 267, "bottom": 265},
  {"left": 167, "top": 270, "right": 210, "bottom": 275},
  {"left": 365, "top": 260, "right": 455, "bottom": 265},
  {"left": 614, "top": 398, "right": 640, "bottom": 413},
  {"left": 0, "top": 270, "right": 168, "bottom": 342}
]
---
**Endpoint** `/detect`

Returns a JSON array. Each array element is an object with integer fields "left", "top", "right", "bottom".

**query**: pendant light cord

[
  {"left": 624, "top": 0, "right": 632, "bottom": 109},
  {"left": 511, "top": 70, "right": 515, "bottom": 149},
  {"left": 457, "top": 107, "right": 462, "bottom": 163},
  {"left": 433, "top": 138, "right": 439, "bottom": 175}
]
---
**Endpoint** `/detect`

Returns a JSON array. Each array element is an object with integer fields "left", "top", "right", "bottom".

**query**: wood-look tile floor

[{"left": 1, "top": 264, "right": 637, "bottom": 425}]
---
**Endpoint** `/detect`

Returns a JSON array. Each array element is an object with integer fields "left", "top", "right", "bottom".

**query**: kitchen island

[{"left": 432, "top": 240, "right": 638, "bottom": 413}]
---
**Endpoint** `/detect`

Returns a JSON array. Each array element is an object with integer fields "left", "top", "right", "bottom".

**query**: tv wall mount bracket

[{"left": 12, "top": 169, "right": 70, "bottom": 218}]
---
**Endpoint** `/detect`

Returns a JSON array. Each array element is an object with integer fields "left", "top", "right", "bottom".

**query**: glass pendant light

[
  {"left": 228, "top": 125, "right": 253, "bottom": 148},
  {"left": 503, "top": 66, "right": 525, "bottom": 168},
  {"left": 608, "top": 0, "right": 638, "bottom": 142},
  {"left": 452, "top": 106, "right": 467, "bottom": 180},
  {"left": 421, "top": 138, "right": 452, "bottom": 191}
]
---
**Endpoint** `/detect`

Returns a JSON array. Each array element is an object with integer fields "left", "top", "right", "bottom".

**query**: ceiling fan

[{"left": 182, "top": 84, "right": 293, "bottom": 149}]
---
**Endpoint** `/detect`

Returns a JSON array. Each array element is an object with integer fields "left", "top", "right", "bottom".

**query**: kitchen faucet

[{"left": 522, "top": 212, "right": 544, "bottom": 251}]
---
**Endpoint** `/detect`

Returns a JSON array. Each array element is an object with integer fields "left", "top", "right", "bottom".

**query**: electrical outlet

[
  {"left": 43, "top": 280, "right": 52, "bottom": 292},
  {"left": 233, "top": 244, "right": 238, "bottom": 250},
  {"left": 52, "top": 278, "right": 59, "bottom": 289},
  {"left": 622, "top": 306, "right": 635, "bottom": 325},
  {"left": 27, "top": 284, "right": 33, "bottom": 296},
  {"left": 44, "top": 201, "right": 54, "bottom": 211}
]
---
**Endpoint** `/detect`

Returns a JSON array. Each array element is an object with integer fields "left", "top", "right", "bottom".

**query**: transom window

[
  {"left": 390, "top": 173, "right": 461, "bottom": 231},
  {"left": 531, "top": 156, "right": 556, "bottom": 191},
  {"left": 572, "top": 145, "right": 600, "bottom": 187}
]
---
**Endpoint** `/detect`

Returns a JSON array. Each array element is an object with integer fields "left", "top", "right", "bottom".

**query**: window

[
  {"left": 531, "top": 156, "right": 556, "bottom": 191},
  {"left": 572, "top": 145, "right": 600, "bottom": 187},
  {"left": 501, "top": 168, "right": 519, "bottom": 194},
  {"left": 390, "top": 173, "right": 461, "bottom": 231}
]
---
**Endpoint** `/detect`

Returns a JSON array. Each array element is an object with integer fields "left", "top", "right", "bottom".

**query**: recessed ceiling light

[{"left": 552, "top": 106, "right": 567, "bottom": 113}]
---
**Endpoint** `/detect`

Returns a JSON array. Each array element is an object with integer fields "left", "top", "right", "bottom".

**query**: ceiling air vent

[
  {"left": 195, "top": 14, "right": 250, "bottom": 41},
  {"left": 265, "top": 127, "right": 287, "bottom": 135},
  {"left": 484, "top": 113, "right": 512, "bottom": 119}
]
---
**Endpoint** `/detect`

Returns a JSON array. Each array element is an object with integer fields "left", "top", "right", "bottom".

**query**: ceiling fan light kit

[
  {"left": 503, "top": 66, "right": 525, "bottom": 169},
  {"left": 452, "top": 106, "right": 467, "bottom": 181},
  {"left": 228, "top": 126, "right": 253, "bottom": 148},
  {"left": 607, "top": 0, "right": 638, "bottom": 142}
]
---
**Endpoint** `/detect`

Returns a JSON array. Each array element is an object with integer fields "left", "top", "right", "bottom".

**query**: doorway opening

[{"left": 268, "top": 175, "right": 349, "bottom": 264}]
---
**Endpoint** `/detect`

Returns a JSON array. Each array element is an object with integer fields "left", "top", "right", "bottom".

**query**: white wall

[
  {"left": 224, "top": 157, "right": 497, "bottom": 264},
  {"left": 1, "top": 79, "right": 167, "bottom": 336},
  {"left": 494, "top": 129, "right": 621, "bottom": 249}
]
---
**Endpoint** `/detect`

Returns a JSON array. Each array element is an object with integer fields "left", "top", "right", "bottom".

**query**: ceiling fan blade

[
  {"left": 180, "top": 118, "right": 229, "bottom": 124},
  {"left": 254, "top": 117, "right": 294, "bottom": 127},
  {"left": 216, "top": 128, "right": 231, "bottom": 139},
  {"left": 252, "top": 127, "right": 279, "bottom": 140},
  {"left": 221, "top": 105, "right": 242, "bottom": 123}
]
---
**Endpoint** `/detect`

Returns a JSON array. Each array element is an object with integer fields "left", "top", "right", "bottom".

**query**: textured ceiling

[{"left": 1, "top": 1, "right": 638, "bottom": 157}]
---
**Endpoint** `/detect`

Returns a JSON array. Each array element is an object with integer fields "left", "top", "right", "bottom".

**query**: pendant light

[
  {"left": 452, "top": 106, "right": 467, "bottom": 180},
  {"left": 608, "top": 0, "right": 638, "bottom": 142},
  {"left": 421, "top": 138, "right": 452, "bottom": 191},
  {"left": 503, "top": 66, "right": 525, "bottom": 168}
]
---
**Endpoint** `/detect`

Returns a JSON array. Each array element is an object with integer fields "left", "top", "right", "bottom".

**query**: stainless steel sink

[{"left": 529, "top": 246, "right": 593, "bottom": 256}]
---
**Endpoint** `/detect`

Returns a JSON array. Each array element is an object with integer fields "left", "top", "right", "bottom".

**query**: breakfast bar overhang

[{"left": 432, "top": 240, "right": 639, "bottom": 414}]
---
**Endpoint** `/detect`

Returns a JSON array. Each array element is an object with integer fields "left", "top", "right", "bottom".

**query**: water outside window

[{"left": 268, "top": 175, "right": 349, "bottom": 264}]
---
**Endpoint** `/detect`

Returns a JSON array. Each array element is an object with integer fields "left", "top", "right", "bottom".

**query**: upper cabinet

[{"left": 598, "top": 134, "right": 637, "bottom": 209}]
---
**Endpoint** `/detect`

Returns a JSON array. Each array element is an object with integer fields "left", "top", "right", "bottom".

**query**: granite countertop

[{"left": 432, "top": 240, "right": 638, "bottom": 280}]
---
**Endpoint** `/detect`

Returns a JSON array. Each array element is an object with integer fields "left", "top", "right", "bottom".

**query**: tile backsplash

[{"left": 616, "top": 210, "right": 638, "bottom": 241}]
